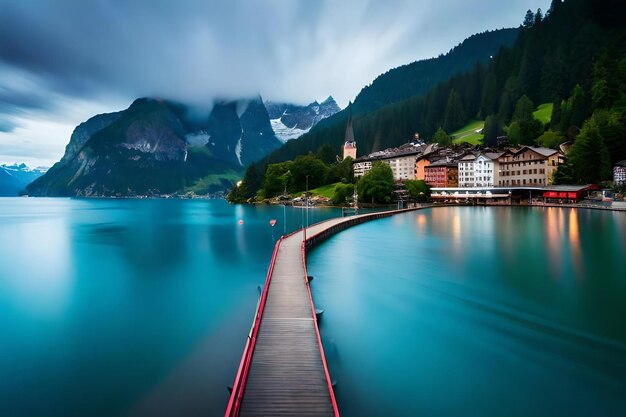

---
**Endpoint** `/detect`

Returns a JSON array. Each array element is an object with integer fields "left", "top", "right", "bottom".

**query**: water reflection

[
  {"left": 309, "top": 206, "right": 626, "bottom": 417},
  {"left": 0, "top": 198, "right": 342, "bottom": 417}
]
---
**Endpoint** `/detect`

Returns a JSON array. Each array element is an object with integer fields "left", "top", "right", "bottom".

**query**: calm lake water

[
  {"left": 0, "top": 198, "right": 340, "bottom": 417},
  {"left": 308, "top": 206, "right": 626, "bottom": 417},
  {"left": 1, "top": 200, "right": 625, "bottom": 417}
]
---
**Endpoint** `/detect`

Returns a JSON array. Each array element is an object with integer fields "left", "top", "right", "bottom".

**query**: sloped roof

[
  {"left": 344, "top": 106, "right": 355, "bottom": 144},
  {"left": 520, "top": 146, "right": 559, "bottom": 157}
]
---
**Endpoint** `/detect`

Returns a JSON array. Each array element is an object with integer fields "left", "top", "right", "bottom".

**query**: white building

[
  {"left": 614, "top": 160, "right": 626, "bottom": 185},
  {"left": 353, "top": 142, "right": 425, "bottom": 180},
  {"left": 458, "top": 152, "right": 502, "bottom": 188},
  {"left": 458, "top": 154, "right": 476, "bottom": 188}
]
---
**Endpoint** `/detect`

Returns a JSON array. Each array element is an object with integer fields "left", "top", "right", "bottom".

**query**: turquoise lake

[
  {"left": 1, "top": 199, "right": 625, "bottom": 416},
  {"left": 0, "top": 198, "right": 341, "bottom": 417},
  {"left": 308, "top": 206, "right": 626, "bottom": 417}
]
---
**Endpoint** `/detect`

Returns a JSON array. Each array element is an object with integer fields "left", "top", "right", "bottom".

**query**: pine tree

[
  {"left": 568, "top": 119, "right": 611, "bottom": 183},
  {"left": 523, "top": 9, "right": 535, "bottom": 27},
  {"left": 433, "top": 127, "right": 452, "bottom": 146},
  {"left": 550, "top": 100, "right": 562, "bottom": 129},
  {"left": 512, "top": 95, "right": 535, "bottom": 122},
  {"left": 568, "top": 84, "right": 589, "bottom": 128},
  {"left": 443, "top": 89, "right": 466, "bottom": 132},
  {"left": 483, "top": 114, "right": 502, "bottom": 146},
  {"left": 547, "top": 0, "right": 562, "bottom": 16},
  {"left": 479, "top": 73, "right": 497, "bottom": 118}
]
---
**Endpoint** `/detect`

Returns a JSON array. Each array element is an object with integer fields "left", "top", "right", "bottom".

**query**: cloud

[
  {"left": 0, "top": 118, "right": 16, "bottom": 133},
  {"left": 0, "top": 0, "right": 549, "bottom": 165}
]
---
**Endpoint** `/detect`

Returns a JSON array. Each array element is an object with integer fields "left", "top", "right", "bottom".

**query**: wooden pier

[{"left": 225, "top": 208, "right": 423, "bottom": 416}]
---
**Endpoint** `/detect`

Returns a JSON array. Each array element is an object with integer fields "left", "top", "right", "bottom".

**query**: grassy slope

[
  {"left": 291, "top": 182, "right": 340, "bottom": 199},
  {"left": 451, "top": 120, "right": 484, "bottom": 145},
  {"left": 533, "top": 103, "right": 553, "bottom": 124}
]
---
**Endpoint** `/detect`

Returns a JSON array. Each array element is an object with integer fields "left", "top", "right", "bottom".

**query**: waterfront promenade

[{"left": 225, "top": 208, "right": 422, "bottom": 416}]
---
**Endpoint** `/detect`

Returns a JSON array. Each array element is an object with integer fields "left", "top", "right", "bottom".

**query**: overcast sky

[{"left": 0, "top": 0, "right": 548, "bottom": 167}]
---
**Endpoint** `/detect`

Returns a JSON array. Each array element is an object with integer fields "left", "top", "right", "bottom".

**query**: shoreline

[{"left": 5, "top": 195, "right": 626, "bottom": 213}]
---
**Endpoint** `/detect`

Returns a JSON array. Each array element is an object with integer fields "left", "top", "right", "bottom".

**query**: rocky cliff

[
  {"left": 26, "top": 97, "right": 282, "bottom": 196},
  {"left": 266, "top": 96, "right": 341, "bottom": 141}
]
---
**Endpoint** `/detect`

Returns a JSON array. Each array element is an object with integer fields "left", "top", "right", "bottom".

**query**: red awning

[{"left": 567, "top": 192, "right": 577, "bottom": 199}]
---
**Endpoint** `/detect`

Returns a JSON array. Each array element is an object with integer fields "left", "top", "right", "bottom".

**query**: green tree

[
  {"left": 508, "top": 118, "right": 543, "bottom": 146},
  {"left": 549, "top": 100, "right": 562, "bottom": 129},
  {"left": 536, "top": 130, "right": 564, "bottom": 149},
  {"left": 432, "top": 127, "right": 452, "bottom": 146},
  {"left": 523, "top": 9, "right": 535, "bottom": 27},
  {"left": 552, "top": 161, "right": 575, "bottom": 184},
  {"left": 260, "top": 161, "right": 293, "bottom": 198},
  {"left": 357, "top": 161, "right": 394, "bottom": 204},
  {"left": 443, "top": 89, "right": 466, "bottom": 132},
  {"left": 479, "top": 73, "right": 497, "bottom": 118},
  {"left": 227, "top": 162, "right": 263, "bottom": 203},
  {"left": 331, "top": 183, "right": 354, "bottom": 206},
  {"left": 567, "top": 84, "right": 589, "bottom": 128},
  {"left": 534, "top": 8, "right": 543, "bottom": 25},
  {"left": 568, "top": 119, "right": 611, "bottom": 183},
  {"left": 316, "top": 144, "right": 337, "bottom": 165},
  {"left": 327, "top": 156, "right": 354, "bottom": 184},
  {"left": 404, "top": 180, "right": 431, "bottom": 202},
  {"left": 483, "top": 114, "right": 502, "bottom": 146},
  {"left": 508, "top": 95, "right": 543, "bottom": 145},
  {"left": 591, "top": 79, "right": 610, "bottom": 110},
  {"left": 290, "top": 154, "right": 329, "bottom": 191},
  {"left": 512, "top": 95, "right": 535, "bottom": 122}
]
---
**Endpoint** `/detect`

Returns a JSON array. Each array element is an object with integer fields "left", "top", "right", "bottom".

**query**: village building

[
  {"left": 614, "top": 160, "right": 626, "bottom": 185},
  {"left": 354, "top": 142, "right": 426, "bottom": 180},
  {"left": 458, "top": 152, "right": 503, "bottom": 188},
  {"left": 424, "top": 160, "right": 459, "bottom": 187},
  {"left": 497, "top": 146, "right": 563, "bottom": 187}
]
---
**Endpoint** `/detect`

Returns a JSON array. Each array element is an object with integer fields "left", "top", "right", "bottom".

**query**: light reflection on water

[
  {"left": 308, "top": 206, "right": 626, "bottom": 417},
  {"left": 0, "top": 198, "right": 341, "bottom": 417}
]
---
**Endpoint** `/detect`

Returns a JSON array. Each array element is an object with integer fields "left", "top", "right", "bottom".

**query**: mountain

[
  {"left": 262, "top": 28, "right": 521, "bottom": 164},
  {"left": 237, "top": 0, "right": 626, "bottom": 196},
  {"left": 352, "top": 28, "right": 520, "bottom": 114},
  {"left": 0, "top": 164, "right": 47, "bottom": 196},
  {"left": 265, "top": 96, "right": 341, "bottom": 141},
  {"left": 26, "top": 97, "right": 282, "bottom": 197}
]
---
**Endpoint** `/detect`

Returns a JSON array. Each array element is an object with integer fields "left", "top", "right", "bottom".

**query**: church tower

[{"left": 342, "top": 105, "right": 357, "bottom": 160}]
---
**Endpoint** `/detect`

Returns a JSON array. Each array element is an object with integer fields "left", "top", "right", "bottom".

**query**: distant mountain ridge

[
  {"left": 265, "top": 96, "right": 341, "bottom": 141},
  {"left": 27, "top": 97, "right": 282, "bottom": 197},
  {"left": 0, "top": 163, "right": 47, "bottom": 196},
  {"left": 263, "top": 28, "right": 521, "bottom": 163}
]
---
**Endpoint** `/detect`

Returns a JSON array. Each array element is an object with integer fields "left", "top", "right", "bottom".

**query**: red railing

[
  {"left": 225, "top": 206, "right": 426, "bottom": 417},
  {"left": 224, "top": 236, "right": 283, "bottom": 417},
  {"left": 301, "top": 240, "right": 341, "bottom": 417}
]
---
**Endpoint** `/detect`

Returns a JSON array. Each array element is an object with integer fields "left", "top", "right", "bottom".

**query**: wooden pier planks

[
  {"left": 227, "top": 207, "right": 425, "bottom": 417},
  {"left": 238, "top": 230, "right": 335, "bottom": 416}
]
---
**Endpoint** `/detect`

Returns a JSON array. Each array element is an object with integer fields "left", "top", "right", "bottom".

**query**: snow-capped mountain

[
  {"left": 265, "top": 96, "right": 341, "bottom": 142},
  {"left": 0, "top": 163, "right": 48, "bottom": 196},
  {"left": 26, "top": 97, "right": 282, "bottom": 197}
]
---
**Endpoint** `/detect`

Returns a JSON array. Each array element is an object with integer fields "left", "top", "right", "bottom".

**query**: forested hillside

[
  {"left": 235, "top": 0, "right": 626, "bottom": 198},
  {"left": 264, "top": 28, "right": 520, "bottom": 164}
]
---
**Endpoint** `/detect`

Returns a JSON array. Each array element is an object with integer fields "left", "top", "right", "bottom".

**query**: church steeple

[{"left": 342, "top": 103, "right": 357, "bottom": 160}]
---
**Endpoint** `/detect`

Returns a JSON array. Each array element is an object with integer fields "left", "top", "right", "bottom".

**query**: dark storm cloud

[
  {"left": 0, "top": 0, "right": 549, "bottom": 165},
  {"left": 0, "top": 0, "right": 549, "bottom": 108}
]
